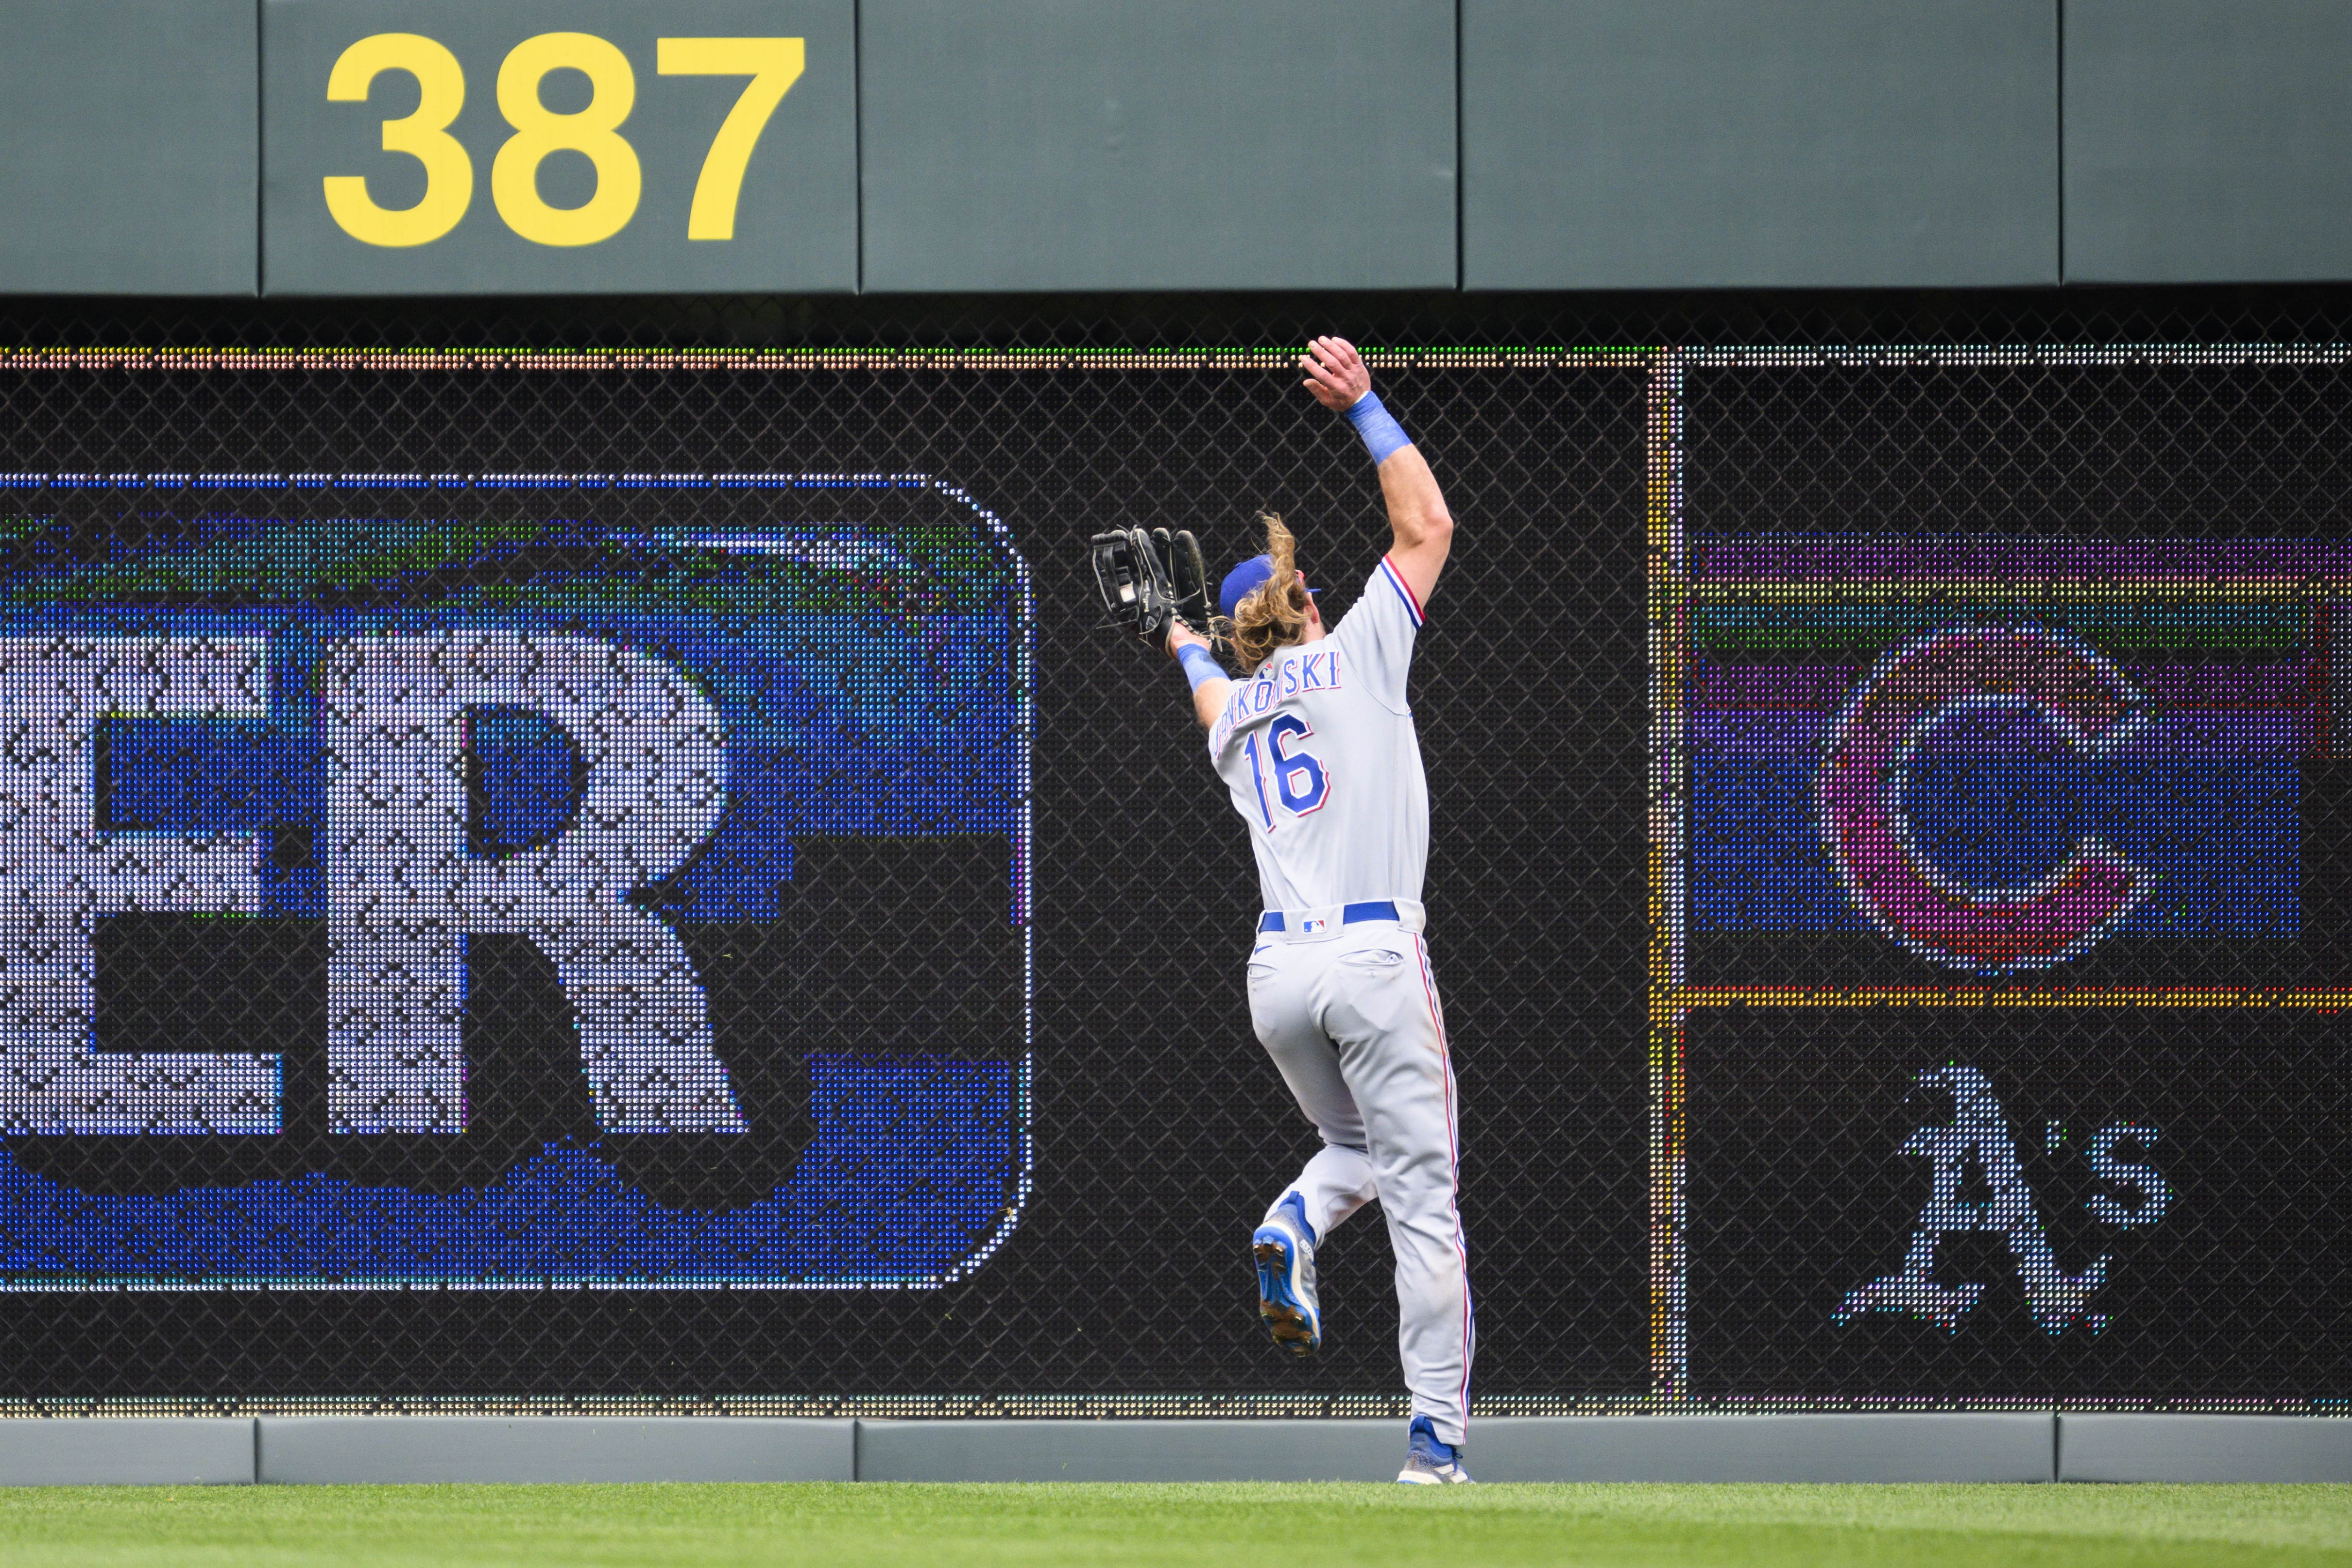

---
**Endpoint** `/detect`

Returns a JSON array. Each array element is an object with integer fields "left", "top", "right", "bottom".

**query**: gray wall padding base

[
  {"left": 859, "top": 1414, "right": 2055, "bottom": 1483},
  {"left": 2, "top": 1413, "right": 2350, "bottom": 1484},
  {"left": 0, "top": 1418, "right": 253, "bottom": 1484},
  {"left": 855, "top": 1419, "right": 1400, "bottom": 1482},
  {"left": 255, "top": 1417, "right": 853, "bottom": 1484},
  {"left": 2059, "top": 1415, "right": 2352, "bottom": 1482},
  {"left": 1474, "top": 1415, "right": 2056, "bottom": 1483}
]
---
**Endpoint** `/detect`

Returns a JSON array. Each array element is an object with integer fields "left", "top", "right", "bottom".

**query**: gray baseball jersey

[{"left": 1208, "top": 555, "right": 1429, "bottom": 912}]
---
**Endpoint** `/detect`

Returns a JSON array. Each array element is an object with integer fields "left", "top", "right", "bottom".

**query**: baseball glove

[{"left": 1091, "top": 527, "right": 1216, "bottom": 651}]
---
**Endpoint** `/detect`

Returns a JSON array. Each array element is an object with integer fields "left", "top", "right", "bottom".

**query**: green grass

[{"left": 0, "top": 1483, "right": 2345, "bottom": 1567}]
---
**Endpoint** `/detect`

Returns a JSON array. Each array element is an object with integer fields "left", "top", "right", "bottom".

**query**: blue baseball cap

[{"left": 1218, "top": 555, "right": 1318, "bottom": 622}]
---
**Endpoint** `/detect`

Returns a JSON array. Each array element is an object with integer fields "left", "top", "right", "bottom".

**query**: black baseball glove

[{"left": 1091, "top": 527, "right": 1215, "bottom": 651}]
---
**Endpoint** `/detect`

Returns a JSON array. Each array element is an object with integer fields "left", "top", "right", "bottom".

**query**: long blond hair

[{"left": 1230, "top": 513, "right": 1311, "bottom": 675}]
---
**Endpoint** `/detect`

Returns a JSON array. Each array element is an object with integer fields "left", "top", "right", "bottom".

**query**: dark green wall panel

[
  {"left": 1462, "top": 0, "right": 2059, "bottom": 289},
  {"left": 859, "top": 0, "right": 1456, "bottom": 292},
  {"left": 51, "top": 0, "right": 2352, "bottom": 295},
  {"left": 2067, "top": 0, "right": 2352, "bottom": 283},
  {"left": 0, "top": 0, "right": 257, "bottom": 295}
]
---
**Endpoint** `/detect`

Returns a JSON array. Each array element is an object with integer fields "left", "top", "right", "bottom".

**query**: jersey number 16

[{"left": 1244, "top": 713, "right": 1330, "bottom": 829}]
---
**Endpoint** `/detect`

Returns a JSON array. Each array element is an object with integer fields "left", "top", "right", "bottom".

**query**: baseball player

[{"left": 1163, "top": 336, "right": 1471, "bottom": 1484}]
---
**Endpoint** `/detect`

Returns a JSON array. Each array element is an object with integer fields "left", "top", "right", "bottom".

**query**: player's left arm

[
  {"left": 1300, "top": 335, "right": 1454, "bottom": 608},
  {"left": 1167, "top": 621, "right": 1231, "bottom": 729}
]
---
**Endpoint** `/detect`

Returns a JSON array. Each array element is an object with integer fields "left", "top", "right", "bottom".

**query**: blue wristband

[
  {"left": 1177, "top": 642, "right": 1224, "bottom": 692},
  {"left": 1344, "top": 389, "right": 1411, "bottom": 465}
]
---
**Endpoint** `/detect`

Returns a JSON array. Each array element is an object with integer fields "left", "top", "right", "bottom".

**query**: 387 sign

[
  {"left": 322, "top": 31, "right": 803, "bottom": 249},
  {"left": 263, "top": 1, "right": 856, "bottom": 292}
]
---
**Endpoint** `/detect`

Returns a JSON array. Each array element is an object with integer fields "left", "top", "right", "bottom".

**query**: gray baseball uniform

[{"left": 1208, "top": 554, "right": 1472, "bottom": 1445}]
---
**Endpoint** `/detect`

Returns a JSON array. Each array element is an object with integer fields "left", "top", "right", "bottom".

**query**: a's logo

[
  {"left": 0, "top": 474, "right": 1032, "bottom": 1290},
  {"left": 1835, "top": 1065, "right": 2167, "bottom": 1334}
]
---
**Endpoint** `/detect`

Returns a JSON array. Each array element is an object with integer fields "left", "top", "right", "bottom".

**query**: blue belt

[{"left": 1258, "top": 901, "right": 1399, "bottom": 934}]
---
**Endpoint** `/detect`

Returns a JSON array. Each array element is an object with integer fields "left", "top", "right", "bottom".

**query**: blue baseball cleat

[
  {"left": 1251, "top": 1192, "right": 1322, "bottom": 1357},
  {"left": 1396, "top": 1415, "right": 1474, "bottom": 1484}
]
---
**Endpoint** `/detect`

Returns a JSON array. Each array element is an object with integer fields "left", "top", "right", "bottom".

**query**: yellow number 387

[{"left": 323, "top": 32, "right": 803, "bottom": 247}]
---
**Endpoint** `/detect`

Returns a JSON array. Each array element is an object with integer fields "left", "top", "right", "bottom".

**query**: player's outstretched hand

[
  {"left": 1300, "top": 336, "right": 1371, "bottom": 411},
  {"left": 1165, "top": 620, "right": 1210, "bottom": 660}
]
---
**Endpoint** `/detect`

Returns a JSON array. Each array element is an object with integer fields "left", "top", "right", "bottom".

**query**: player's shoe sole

[
  {"left": 1253, "top": 1238, "right": 1318, "bottom": 1355},
  {"left": 1251, "top": 1203, "right": 1322, "bottom": 1357},
  {"left": 1397, "top": 1416, "right": 1474, "bottom": 1483},
  {"left": 1395, "top": 1460, "right": 1474, "bottom": 1483}
]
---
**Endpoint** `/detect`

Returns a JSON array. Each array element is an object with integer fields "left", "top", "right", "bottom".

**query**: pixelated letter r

[
  {"left": 0, "top": 637, "right": 281, "bottom": 1134},
  {"left": 323, "top": 631, "right": 745, "bottom": 1135},
  {"left": 1816, "top": 627, "right": 2151, "bottom": 973}
]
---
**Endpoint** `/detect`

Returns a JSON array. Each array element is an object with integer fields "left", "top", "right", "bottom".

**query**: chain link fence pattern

[{"left": 0, "top": 290, "right": 2339, "bottom": 1415}]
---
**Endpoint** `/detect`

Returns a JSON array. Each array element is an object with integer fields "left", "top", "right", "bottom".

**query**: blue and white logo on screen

[{"left": 0, "top": 473, "right": 1032, "bottom": 1290}]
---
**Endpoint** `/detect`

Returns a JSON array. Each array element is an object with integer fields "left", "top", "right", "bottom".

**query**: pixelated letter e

[
  {"left": 322, "top": 631, "right": 744, "bottom": 1135},
  {"left": 0, "top": 637, "right": 281, "bottom": 1134},
  {"left": 1817, "top": 627, "right": 2152, "bottom": 973}
]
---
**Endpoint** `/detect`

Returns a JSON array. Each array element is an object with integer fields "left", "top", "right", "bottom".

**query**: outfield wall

[{"left": 0, "top": 302, "right": 2341, "bottom": 1421}]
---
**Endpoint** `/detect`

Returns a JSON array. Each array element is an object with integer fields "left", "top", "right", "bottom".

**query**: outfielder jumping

[{"left": 1100, "top": 337, "right": 1470, "bottom": 1483}]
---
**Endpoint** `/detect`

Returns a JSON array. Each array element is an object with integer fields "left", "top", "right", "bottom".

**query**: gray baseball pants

[{"left": 1247, "top": 913, "right": 1473, "bottom": 1446}]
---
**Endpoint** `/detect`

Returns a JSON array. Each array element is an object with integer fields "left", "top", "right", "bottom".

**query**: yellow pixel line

[{"left": 1645, "top": 358, "right": 1690, "bottom": 1403}]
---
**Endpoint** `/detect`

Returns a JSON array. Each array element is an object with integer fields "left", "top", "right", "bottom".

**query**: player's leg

[
  {"left": 1269, "top": 1143, "right": 1378, "bottom": 1242},
  {"left": 1247, "top": 940, "right": 1376, "bottom": 1355},
  {"left": 1250, "top": 937, "right": 1379, "bottom": 1227},
  {"left": 1320, "top": 929, "right": 1472, "bottom": 1458}
]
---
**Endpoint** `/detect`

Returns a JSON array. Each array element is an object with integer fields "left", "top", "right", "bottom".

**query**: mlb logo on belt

[
  {"left": 0, "top": 474, "right": 1034, "bottom": 1292},
  {"left": 1302, "top": 917, "right": 1329, "bottom": 935}
]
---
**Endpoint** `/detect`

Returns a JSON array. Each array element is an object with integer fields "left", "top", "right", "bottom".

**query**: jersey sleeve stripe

[{"left": 1378, "top": 554, "right": 1425, "bottom": 627}]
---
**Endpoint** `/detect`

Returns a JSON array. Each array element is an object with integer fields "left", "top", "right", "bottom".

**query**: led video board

[
  {"left": 0, "top": 343, "right": 2336, "bottom": 1415},
  {"left": 0, "top": 472, "right": 1031, "bottom": 1290},
  {"left": 1659, "top": 349, "right": 2352, "bottom": 1405}
]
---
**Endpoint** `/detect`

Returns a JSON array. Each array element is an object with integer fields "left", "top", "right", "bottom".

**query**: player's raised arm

[
  {"left": 1167, "top": 620, "right": 1230, "bottom": 729},
  {"left": 1300, "top": 336, "right": 1453, "bottom": 610}
]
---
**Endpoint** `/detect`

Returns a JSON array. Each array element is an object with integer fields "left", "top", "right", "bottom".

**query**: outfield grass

[{"left": 0, "top": 1482, "right": 2346, "bottom": 1567}]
